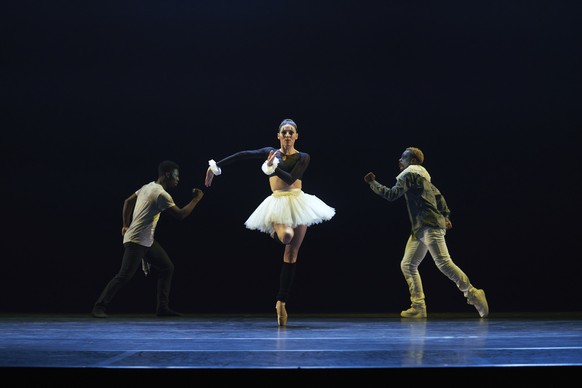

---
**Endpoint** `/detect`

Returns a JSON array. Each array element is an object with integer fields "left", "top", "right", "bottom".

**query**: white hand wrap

[
  {"left": 208, "top": 159, "right": 222, "bottom": 175},
  {"left": 261, "top": 157, "right": 279, "bottom": 175}
]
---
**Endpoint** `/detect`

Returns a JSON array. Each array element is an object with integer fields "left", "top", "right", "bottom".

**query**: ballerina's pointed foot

[{"left": 276, "top": 301, "right": 287, "bottom": 326}]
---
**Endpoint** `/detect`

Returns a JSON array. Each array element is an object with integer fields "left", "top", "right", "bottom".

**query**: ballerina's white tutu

[{"left": 244, "top": 189, "right": 335, "bottom": 234}]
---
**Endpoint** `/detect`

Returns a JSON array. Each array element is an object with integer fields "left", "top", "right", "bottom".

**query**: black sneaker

[
  {"left": 156, "top": 307, "right": 182, "bottom": 317},
  {"left": 92, "top": 308, "right": 108, "bottom": 318}
]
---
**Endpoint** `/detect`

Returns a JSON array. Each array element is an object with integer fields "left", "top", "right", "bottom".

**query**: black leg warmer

[{"left": 276, "top": 262, "right": 297, "bottom": 303}]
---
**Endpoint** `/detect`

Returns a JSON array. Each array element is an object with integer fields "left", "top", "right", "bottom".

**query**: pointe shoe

[{"left": 276, "top": 301, "right": 287, "bottom": 326}]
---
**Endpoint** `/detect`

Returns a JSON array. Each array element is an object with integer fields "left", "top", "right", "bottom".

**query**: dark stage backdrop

[{"left": 3, "top": 1, "right": 581, "bottom": 314}]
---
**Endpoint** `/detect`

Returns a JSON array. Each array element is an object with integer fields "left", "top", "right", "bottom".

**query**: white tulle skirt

[{"left": 244, "top": 189, "right": 335, "bottom": 234}]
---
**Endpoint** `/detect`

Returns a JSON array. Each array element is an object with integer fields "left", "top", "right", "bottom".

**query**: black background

[{"left": 3, "top": 1, "right": 581, "bottom": 315}]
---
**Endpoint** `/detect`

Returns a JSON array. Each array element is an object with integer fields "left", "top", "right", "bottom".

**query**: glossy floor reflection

[{"left": 1, "top": 312, "right": 581, "bottom": 381}]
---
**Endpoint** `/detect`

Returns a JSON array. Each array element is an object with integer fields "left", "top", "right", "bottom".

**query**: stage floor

[{"left": 1, "top": 312, "right": 581, "bottom": 381}]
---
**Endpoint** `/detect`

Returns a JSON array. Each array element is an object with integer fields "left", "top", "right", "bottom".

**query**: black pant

[{"left": 94, "top": 241, "right": 174, "bottom": 311}]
